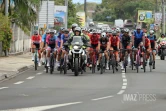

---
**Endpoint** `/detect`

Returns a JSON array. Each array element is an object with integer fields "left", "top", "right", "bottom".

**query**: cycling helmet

[
  {"left": 75, "top": 27, "right": 81, "bottom": 32},
  {"left": 64, "top": 29, "right": 69, "bottom": 33},
  {"left": 149, "top": 30, "right": 154, "bottom": 34},
  {"left": 144, "top": 33, "right": 147, "bottom": 37},
  {"left": 116, "top": 28, "right": 121, "bottom": 32},
  {"left": 92, "top": 29, "right": 97, "bottom": 33},
  {"left": 50, "top": 29, "right": 55, "bottom": 33},
  {"left": 121, "top": 28, "right": 125, "bottom": 33},
  {"left": 72, "top": 23, "right": 78, "bottom": 28},
  {"left": 82, "top": 27, "right": 87, "bottom": 31},
  {"left": 112, "top": 30, "right": 117, "bottom": 36},
  {"left": 107, "top": 29, "right": 112, "bottom": 33},
  {"left": 101, "top": 32, "right": 107, "bottom": 38},
  {"left": 45, "top": 29, "right": 50, "bottom": 33},
  {"left": 161, "top": 33, "right": 165, "bottom": 37},
  {"left": 34, "top": 30, "right": 38, "bottom": 35},
  {"left": 124, "top": 28, "right": 130, "bottom": 33},
  {"left": 136, "top": 25, "right": 141, "bottom": 30}
]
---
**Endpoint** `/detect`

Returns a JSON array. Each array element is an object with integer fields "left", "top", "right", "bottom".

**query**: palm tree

[{"left": 1, "top": 0, "right": 41, "bottom": 30}]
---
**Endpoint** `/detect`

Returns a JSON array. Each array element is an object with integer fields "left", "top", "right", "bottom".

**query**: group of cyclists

[{"left": 30, "top": 23, "right": 166, "bottom": 74}]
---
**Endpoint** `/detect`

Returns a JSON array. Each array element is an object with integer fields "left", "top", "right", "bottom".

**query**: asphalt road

[{"left": 0, "top": 58, "right": 166, "bottom": 111}]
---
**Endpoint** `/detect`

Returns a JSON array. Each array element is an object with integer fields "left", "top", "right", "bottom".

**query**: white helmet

[
  {"left": 116, "top": 28, "right": 121, "bottom": 32},
  {"left": 149, "top": 30, "right": 154, "bottom": 34},
  {"left": 101, "top": 32, "right": 107, "bottom": 38},
  {"left": 136, "top": 25, "right": 141, "bottom": 30},
  {"left": 124, "top": 28, "right": 129, "bottom": 33}
]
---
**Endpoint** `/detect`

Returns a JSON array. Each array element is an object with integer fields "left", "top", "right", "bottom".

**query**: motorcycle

[
  {"left": 68, "top": 36, "right": 87, "bottom": 76},
  {"left": 159, "top": 41, "right": 166, "bottom": 60}
]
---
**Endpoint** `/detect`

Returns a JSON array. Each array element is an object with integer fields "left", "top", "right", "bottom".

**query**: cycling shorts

[{"left": 33, "top": 43, "right": 40, "bottom": 50}]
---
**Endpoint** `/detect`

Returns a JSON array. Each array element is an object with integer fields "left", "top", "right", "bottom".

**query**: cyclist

[
  {"left": 106, "top": 29, "right": 112, "bottom": 39},
  {"left": 60, "top": 29, "right": 70, "bottom": 68},
  {"left": 46, "top": 29, "right": 57, "bottom": 67},
  {"left": 147, "top": 30, "right": 156, "bottom": 69},
  {"left": 120, "top": 28, "right": 132, "bottom": 69},
  {"left": 133, "top": 26, "right": 145, "bottom": 65},
  {"left": 31, "top": 30, "right": 42, "bottom": 66},
  {"left": 108, "top": 30, "right": 120, "bottom": 70},
  {"left": 157, "top": 34, "right": 166, "bottom": 55},
  {"left": 41, "top": 29, "right": 50, "bottom": 64},
  {"left": 116, "top": 28, "right": 121, "bottom": 37},
  {"left": 98, "top": 32, "right": 109, "bottom": 70},
  {"left": 89, "top": 29, "right": 100, "bottom": 67}
]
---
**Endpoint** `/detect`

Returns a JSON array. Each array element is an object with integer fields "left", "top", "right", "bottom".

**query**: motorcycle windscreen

[{"left": 71, "top": 36, "right": 84, "bottom": 46}]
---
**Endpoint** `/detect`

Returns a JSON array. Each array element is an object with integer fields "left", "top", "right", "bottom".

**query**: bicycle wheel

[
  {"left": 149, "top": 52, "right": 153, "bottom": 72},
  {"left": 92, "top": 54, "right": 96, "bottom": 73},
  {"left": 111, "top": 54, "right": 116, "bottom": 73},
  {"left": 124, "top": 51, "right": 128, "bottom": 73},
  {"left": 50, "top": 54, "right": 54, "bottom": 74},
  {"left": 64, "top": 55, "right": 67, "bottom": 74},
  {"left": 45, "top": 60, "right": 48, "bottom": 73},
  {"left": 100, "top": 54, "right": 104, "bottom": 74},
  {"left": 131, "top": 51, "right": 134, "bottom": 70},
  {"left": 143, "top": 53, "right": 146, "bottom": 73},
  {"left": 34, "top": 51, "right": 38, "bottom": 70},
  {"left": 136, "top": 54, "right": 140, "bottom": 73}
]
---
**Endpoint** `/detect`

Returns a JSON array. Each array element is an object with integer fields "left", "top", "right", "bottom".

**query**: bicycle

[
  {"left": 91, "top": 47, "right": 98, "bottom": 74},
  {"left": 149, "top": 50, "right": 153, "bottom": 72},
  {"left": 31, "top": 48, "right": 39, "bottom": 70},
  {"left": 135, "top": 48, "right": 141, "bottom": 73},
  {"left": 141, "top": 47, "right": 146, "bottom": 73},
  {"left": 108, "top": 50, "right": 117, "bottom": 73},
  {"left": 120, "top": 49, "right": 130, "bottom": 73},
  {"left": 99, "top": 50, "right": 106, "bottom": 74}
]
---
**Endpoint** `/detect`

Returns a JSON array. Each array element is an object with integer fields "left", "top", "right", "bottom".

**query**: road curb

[{"left": 0, "top": 65, "right": 33, "bottom": 82}]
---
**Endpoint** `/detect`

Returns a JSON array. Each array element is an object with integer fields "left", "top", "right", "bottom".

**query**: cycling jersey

[
  {"left": 46, "top": 35, "right": 56, "bottom": 49},
  {"left": 31, "top": 35, "right": 41, "bottom": 44},
  {"left": 157, "top": 37, "right": 166, "bottom": 43},
  {"left": 134, "top": 30, "right": 144, "bottom": 39},
  {"left": 147, "top": 35, "right": 156, "bottom": 49},
  {"left": 110, "top": 36, "right": 119, "bottom": 47},
  {"left": 100, "top": 38, "right": 108, "bottom": 49},
  {"left": 145, "top": 37, "right": 150, "bottom": 48},
  {"left": 90, "top": 34, "right": 100, "bottom": 45},
  {"left": 61, "top": 34, "right": 70, "bottom": 43},
  {"left": 121, "top": 35, "right": 131, "bottom": 49}
]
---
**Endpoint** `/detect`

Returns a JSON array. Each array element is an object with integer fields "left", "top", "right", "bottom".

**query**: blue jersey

[
  {"left": 61, "top": 34, "right": 69, "bottom": 43},
  {"left": 42, "top": 34, "right": 47, "bottom": 43},
  {"left": 134, "top": 30, "right": 144, "bottom": 39}
]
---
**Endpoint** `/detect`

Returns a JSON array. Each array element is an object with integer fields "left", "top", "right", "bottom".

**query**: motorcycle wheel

[{"left": 74, "top": 58, "right": 79, "bottom": 76}]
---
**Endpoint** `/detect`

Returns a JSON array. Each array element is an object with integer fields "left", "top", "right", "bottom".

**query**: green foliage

[
  {"left": 93, "top": 0, "right": 156, "bottom": 22},
  {"left": 0, "top": 13, "right": 12, "bottom": 51}
]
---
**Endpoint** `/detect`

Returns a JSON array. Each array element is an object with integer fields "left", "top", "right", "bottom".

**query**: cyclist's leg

[
  {"left": 104, "top": 48, "right": 109, "bottom": 69},
  {"left": 152, "top": 49, "right": 156, "bottom": 69},
  {"left": 46, "top": 46, "right": 51, "bottom": 66},
  {"left": 36, "top": 44, "right": 41, "bottom": 66},
  {"left": 113, "top": 46, "right": 119, "bottom": 67}
]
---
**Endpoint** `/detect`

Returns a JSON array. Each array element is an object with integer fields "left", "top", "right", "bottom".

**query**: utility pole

[
  {"left": 46, "top": 0, "right": 48, "bottom": 29},
  {"left": 84, "top": 0, "right": 87, "bottom": 27},
  {"left": 5, "top": 0, "right": 8, "bottom": 16},
  {"left": 162, "top": 0, "right": 165, "bottom": 34},
  {"left": 65, "top": 0, "right": 68, "bottom": 29}
]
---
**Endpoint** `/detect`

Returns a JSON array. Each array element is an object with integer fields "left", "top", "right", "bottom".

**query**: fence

[{"left": 9, "top": 24, "right": 31, "bottom": 55}]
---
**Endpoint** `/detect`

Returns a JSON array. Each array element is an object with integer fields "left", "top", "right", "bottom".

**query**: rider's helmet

[
  {"left": 75, "top": 27, "right": 81, "bottom": 32},
  {"left": 149, "top": 30, "right": 154, "bottom": 34},
  {"left": 45, "top": 29, "right": 50, "bottom": 34},
  {"left": 49, "top": 29, "right": 55, "bottom": 35},
  {"left": 112, "top": 30, "right": 117, "bottom": 36},
  {"left": 34, "top": 30, "right": 38, "bottom": 35},
  {"left": 92, "top": 29, "right": 97, "bottom": 34},
  {"left": 116, "top": 28, "right": 121, "bottom": 33},
  {"left": 121, "top": 28, "right": 125, "bottom": 33},
  {"left": 101, "top": 32, "right": 107, "bottom": 38},
  {"left": 72, "top": 23, "right": 78, "bottom": 28},
  {"left": 161, "top": 33, "right": 165, "bottom": 37},
  {"left": 124, "top": 28, "right": 130, "bottom": 33},
  {"left": 64, "top": 29, "right": 69, "bottom": 34},
  {"left": 81, "top": 27, "right": 87, "bottom": 31},
  {"left": 136, "top": 25, "right": 141, "bottom": 30}
]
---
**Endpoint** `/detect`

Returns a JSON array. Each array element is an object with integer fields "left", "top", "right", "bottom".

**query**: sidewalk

[{"left": 0, "top": 52, "right": 34, "bottom": 81}]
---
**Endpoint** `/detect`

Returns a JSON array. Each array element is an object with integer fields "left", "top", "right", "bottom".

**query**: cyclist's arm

[
  {"left": 117, "top": 39, "right": 120, "bottom": 49},
  {"left": 41, "top": 34, "right": 46, "bottom": 49},
  {"left": 60, "top": 35, "right": 63, "bottom": 49},
  {"left": 107, "top": 39, "right": 110, "bottom": 51}
]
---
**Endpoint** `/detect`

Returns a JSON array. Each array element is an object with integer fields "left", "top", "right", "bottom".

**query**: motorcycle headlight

[{"left": 73, "top": 45, "right": 79, "bottom": 49}]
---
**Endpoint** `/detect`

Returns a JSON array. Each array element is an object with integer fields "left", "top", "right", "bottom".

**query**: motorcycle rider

[{"left": 157, "top": 34, "right": 166, "bottom": 55}]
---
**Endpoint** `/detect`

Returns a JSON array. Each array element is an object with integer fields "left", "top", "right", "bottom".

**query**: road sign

[{"left": 150, "top": 24, "right": 155, "bottom": 30}]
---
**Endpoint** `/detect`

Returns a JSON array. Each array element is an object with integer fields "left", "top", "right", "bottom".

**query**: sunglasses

[
  {"left": 34, "top": 34, "right": 38, "bottom": 35},
  {"left": 46, "top": 33, "right": 49, "bottom": 34},
  {"left": 50, "top": 33, "right": 54, "bottom": 34}
]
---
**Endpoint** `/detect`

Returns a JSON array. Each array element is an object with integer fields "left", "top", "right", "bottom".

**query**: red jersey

[
  {"left": 90, "top": 34, "right": 100, "bottom": 45},
  {"left": 145, "top": 37, "right": 150, "bottom": 47},
  {"left": 31, "top": 35, "right": 41, "bottom": 44},
  {"left": 110, "top": 36, "right": 119, "bottom": 46}
]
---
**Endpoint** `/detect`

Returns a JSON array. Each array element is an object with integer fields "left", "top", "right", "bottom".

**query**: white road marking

[
  {"left": 0, "top": 87, "right": 8, "bottom": 90},
  {"left": 14, "top": 81, "right": 24, "bottom": 85},
  {"left": 36, "top": 72, "right": 43, "bottom": 75},
  {"left": 26, "top": 76, "right": 35, "bottom": 80},
  {"left": 123, "top": 83, "right": 127, "bottom": 86},
  {"left": 123, "top": 79, "right": 127, "bottom": 82},
  {"left": 117, "top": 90, "right": 125, "bottom": 95},
  {"left": 122, "top": 70, "right": 125, "bottom": 73},
  {"left": 0, "top": 102, "right": 82, "bottom": 111},
  {"left": 92, "top": 96, "right": 114, "bottom": 101},
  {"left": 122, "top": 75, "right": 126, "bottom": 78},
  {"left": 122, "top": 86, "right": 127, "bottom": 89}
]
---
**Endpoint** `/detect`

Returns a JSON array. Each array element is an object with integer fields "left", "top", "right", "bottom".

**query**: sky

[{"left": 72, "top": 0, "right": 102, "bottom": 4}]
